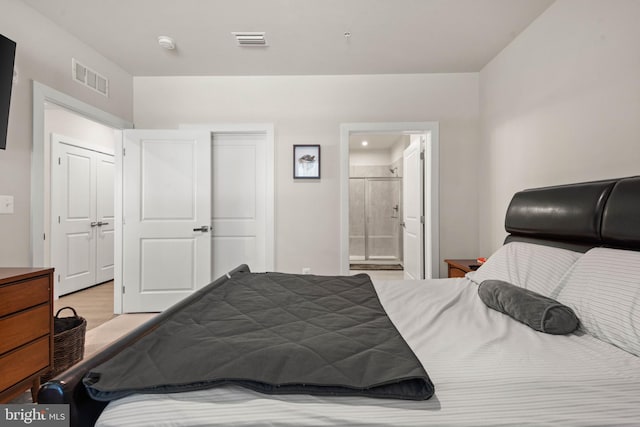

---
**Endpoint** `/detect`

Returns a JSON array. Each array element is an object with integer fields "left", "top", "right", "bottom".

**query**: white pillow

[
  {"left": 555, "top": 247, "right": 640, "bottom": 356},
  {"left": 466, "top": 242, "right": 582, "bottom": 297}
]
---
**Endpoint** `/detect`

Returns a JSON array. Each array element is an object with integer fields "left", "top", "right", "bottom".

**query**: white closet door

[
  {"left": 52, "top": 141, "right": 98, "bottom": 296},
  {"left": 211, "top": 132, "right": 268, "bottom": 278},
  {"left": 402, "top": 139, "right": 424, "bottom": 280},
  {"left": 95, "top": 153, "right": 115, "bottom": 283},
  {"left": 122, "top": 130, "right": 211, "bottom": 312}
]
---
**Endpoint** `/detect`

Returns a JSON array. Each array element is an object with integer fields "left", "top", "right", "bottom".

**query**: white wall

[
  {"left": 45, "top": 107, "right": 118, "bottom": 156},
  {"left": 349, "top": 149, "right": 391, "bottom": 166},
  {"left": 390, "top": 136, "right": 410, "bottom": 163},
  {"left": 0, "top": 0, "right": 132, "bottom": 266},
  {"left": 478, "top": 0, "right": 640, "bottom": 255},
  {"left": 135, "top": 73, "right": 480, "bottom": 275}
]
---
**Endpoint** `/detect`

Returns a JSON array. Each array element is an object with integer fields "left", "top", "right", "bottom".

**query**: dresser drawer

[
  {"left": 0, "top": 276, "right": 50, "bottom": 317},
  {"left": 0, "top": 336, "right": 50, "bottom": 393},
  {"left": 0, "top": 305, "right": 50, "bottom": 356}
]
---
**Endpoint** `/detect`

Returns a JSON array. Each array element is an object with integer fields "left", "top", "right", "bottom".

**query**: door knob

[
  {"left": 97, "top": 221, "right": 109, "bottom": 226},
  {"left": 90, "top": 222, "right": 99, "bottom": 227},
  {"left": 193, "top": 226, "right": 210, "bottom": 232}
]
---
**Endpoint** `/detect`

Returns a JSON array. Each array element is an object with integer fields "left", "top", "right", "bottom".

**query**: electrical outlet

[
  {"left": 0, "top": 195, "right": 14, "bottom": 214},
  {"left": 302, "top": 267, "right": 311, "bottom": 274}
]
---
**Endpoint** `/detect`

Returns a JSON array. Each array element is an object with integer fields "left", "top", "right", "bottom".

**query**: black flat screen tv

[{"left": 0, "top": 34, "right": 16, "bottom": 150}]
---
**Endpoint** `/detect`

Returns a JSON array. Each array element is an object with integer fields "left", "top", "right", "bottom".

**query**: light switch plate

[{"left": 0, "top": 195, "right": 14, "bottom": 214}]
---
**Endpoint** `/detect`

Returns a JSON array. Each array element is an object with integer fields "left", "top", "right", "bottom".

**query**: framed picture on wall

[{"left": 293, "top": 145, "right": 321, "bottom": 179}]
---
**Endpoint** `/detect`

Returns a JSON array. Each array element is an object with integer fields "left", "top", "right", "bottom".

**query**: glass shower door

[
  {"left": 366, "top": 178, "right": 401, "bottom": 260},
  {"left": 349, "top": 177, "right": 402, "bottom": 262}
]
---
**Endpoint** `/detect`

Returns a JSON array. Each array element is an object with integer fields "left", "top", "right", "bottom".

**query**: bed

[{"left": 38, "top": 176, "right": 640, "bottom": 426}]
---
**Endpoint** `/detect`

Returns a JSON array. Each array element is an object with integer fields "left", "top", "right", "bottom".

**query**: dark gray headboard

[{"left": 504, "top": 176, "right": 640, "bottom": 252}]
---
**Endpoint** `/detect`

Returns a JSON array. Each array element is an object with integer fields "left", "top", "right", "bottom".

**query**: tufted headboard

[{"left": 504, "top": 176, "right": 640, "bottom": 252}]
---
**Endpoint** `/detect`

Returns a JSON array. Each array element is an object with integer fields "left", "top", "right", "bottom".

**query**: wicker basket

[{"left": 42, "top": 307, "right": 87, "bottom": 382}]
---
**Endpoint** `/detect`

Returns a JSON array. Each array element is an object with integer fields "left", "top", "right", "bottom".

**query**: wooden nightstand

[{"left": 444, "top": 259, "right": 481, "bottom": 278}]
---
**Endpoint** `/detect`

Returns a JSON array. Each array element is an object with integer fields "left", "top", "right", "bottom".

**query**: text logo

[{"left": 1, "top": 405, "right": 69, "bottom": 426}]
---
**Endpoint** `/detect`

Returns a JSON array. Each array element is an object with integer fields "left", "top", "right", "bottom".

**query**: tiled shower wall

[{"left": 349, "top": 159, "right": 403, "bottom": 261}]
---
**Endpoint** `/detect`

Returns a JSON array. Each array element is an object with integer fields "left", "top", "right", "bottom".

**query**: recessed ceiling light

[
  {"left": 158, "top": 36, "right": 176, "bottom": 50},
  {"left": 361, "top": 141, "right": 368, "bottom": 146}
]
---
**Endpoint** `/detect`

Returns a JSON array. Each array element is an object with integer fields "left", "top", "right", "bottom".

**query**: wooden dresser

[{"left": 0, "top": 268, "right": 54, "bottom": 403}]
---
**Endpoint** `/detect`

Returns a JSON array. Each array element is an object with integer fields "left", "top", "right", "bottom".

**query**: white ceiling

[
  {"left": 349, "top": 133, "right": 407, "bottom": 152},
  {"left": 23, "top": 0, "right": 554, "bottom": 76}
]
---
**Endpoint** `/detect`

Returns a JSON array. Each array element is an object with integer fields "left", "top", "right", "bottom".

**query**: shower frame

[{"left": 350, "top": 176, "right": 403, "bottom": 263}]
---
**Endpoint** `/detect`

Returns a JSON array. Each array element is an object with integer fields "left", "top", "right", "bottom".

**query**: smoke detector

[
  {"left": 158, "top": 36, "right": 176, "bottom": 50},
  {"left": 232, "top": 32, "right": 267, "bottom": 46}
]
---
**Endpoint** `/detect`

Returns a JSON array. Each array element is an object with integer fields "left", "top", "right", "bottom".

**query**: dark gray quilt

[{"left": 83, "top": 271, "right": 434, "bottom": 401}]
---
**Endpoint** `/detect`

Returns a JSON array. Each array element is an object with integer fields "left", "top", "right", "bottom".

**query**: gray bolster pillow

[{"left": 478, "top": 280, "right": 579, "bottom": 335}]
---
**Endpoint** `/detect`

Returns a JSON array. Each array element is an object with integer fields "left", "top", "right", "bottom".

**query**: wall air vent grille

[
  {"left": 72, "top": 58, "right": 109, "bottom": 97},
  {"left": 232, "top": 32, "right": 267, "bottom": 46}
]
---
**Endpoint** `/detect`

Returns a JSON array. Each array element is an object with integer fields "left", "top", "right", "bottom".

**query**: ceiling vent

[
  {"left": 232, "top": 32, "right": 267, "bottom": 46},
  {"left": 72, "top": 58, "right": 109, "bottom": 97}
]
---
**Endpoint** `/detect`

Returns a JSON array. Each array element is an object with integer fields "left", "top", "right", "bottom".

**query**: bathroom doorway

[
  {"left": 340, "top": 121, "right": 440, "bottom": 279},
  {"left": 348, "top": 133, "right": 406, "bottom": 271}
]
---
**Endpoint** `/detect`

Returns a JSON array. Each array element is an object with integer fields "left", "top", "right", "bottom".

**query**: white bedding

[{"left": 96, "top": 277, "right": 640, "bottom": 426}]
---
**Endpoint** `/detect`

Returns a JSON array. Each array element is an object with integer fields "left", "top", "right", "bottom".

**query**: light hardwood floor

[
  {"left": 55, "top": 282, "right": 158, "bottom": 357},
  {"left": 54, "top": 281, "right": 117, "bottom": 330}
]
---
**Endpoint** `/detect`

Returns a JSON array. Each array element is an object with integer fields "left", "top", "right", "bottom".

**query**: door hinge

[
  {"left": 43, "top": 233, "right": 46, "bottom": 241},
  {"left": 122, "top": 285, "right": 125, "bottom": 294},
  {"left": 58, "top": 216, "right": 61, "bottom": 224},
  {"left": 420, "top": 216, "right": 425, "bottom": 224},
  {"left": 122, "top": 147, "right": 126, "bottom": 156},
  {"left": 420, "top": 152, "right": 425, "bottom": 160},
  {"left": 58, "top": 274, "right": 61, "bottom": 283}
]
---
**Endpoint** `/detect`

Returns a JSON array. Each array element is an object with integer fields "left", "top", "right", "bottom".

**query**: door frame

[
  {"left": 339, "top": 122, "right": 440, "bottom": 278},
  {"left": 31, "top": 82, "right": 132, "bottom": 268},
  {"left": 31, "top": 82, "right": 133, "bottom": 308}
]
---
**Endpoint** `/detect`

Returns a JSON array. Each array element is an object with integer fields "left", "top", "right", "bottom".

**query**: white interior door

[
  {"left": 95, "top": 154, "right": 115, "bottom": 283},
  {"left": 122, "top": 130, "right": 211, "bottom": 312},
  {"left": 211, "top": 132, "right": 267, "bottom": 278},
  {"left": 52, "top": 138, "right": 114, "bottom": 297},
  {"left": 52, "top": 141, "right": 97, "bottom": 296},
  {"left": 402, "top": 138, "right": 424, "bottom": 280}
]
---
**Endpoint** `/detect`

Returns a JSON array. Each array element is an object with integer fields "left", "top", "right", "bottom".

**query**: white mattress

[{"left": 96, "top": 278, "right": 640, "bottom": 426}]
